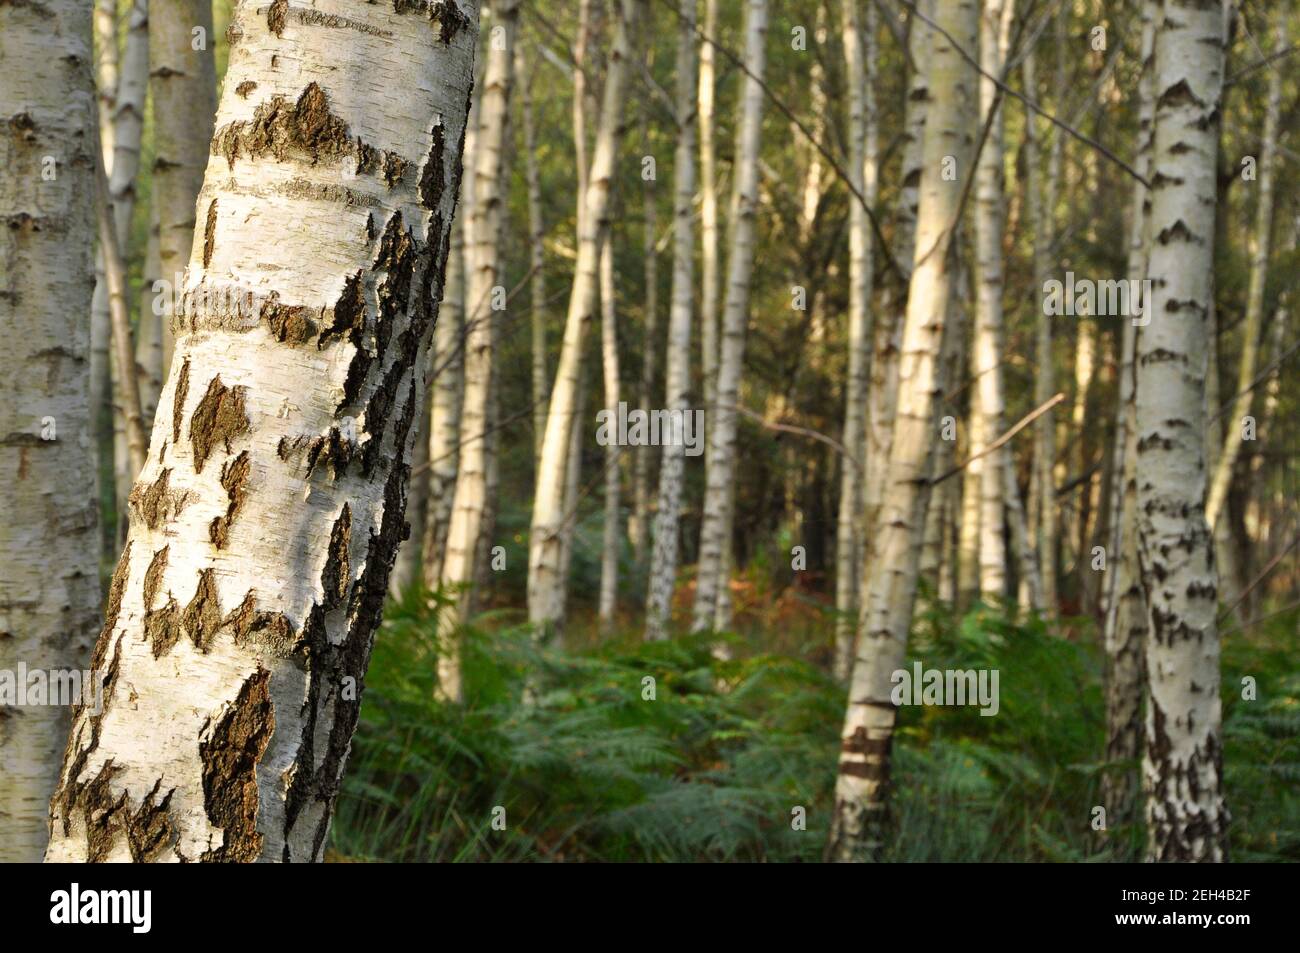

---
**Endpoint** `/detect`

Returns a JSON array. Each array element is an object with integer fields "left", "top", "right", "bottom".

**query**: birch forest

[{"left": 1, "top": 0, "right": 1298, "bottom": 866}]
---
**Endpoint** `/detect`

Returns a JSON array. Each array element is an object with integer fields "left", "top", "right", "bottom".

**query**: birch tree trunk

[
  {"left": 45, "top": 0, "right": 478, "bottom": 863},
  {"left": 692, "top": 0, "right": 768, "bottom": 633},
  {"left": 972, "top": 0, "right": 1013, "bottom": 601},
  {"left": 827, "top": 0, "right": 978, "bottom": 861},
  {"left": 698, "top": 0, "right": 720, "bottom": 416},
  {"left": 528, "top": 0, "right": 643, "bottom": 630},
  {"left": 151, "top": 0, "right": 218, "bottom": 388},
  {"left": 1023, "top": 46, "right": 1057, "bottom": 615},
  {"left": 833, "top": 0, "right": 878, "bottom": 681},
  {"left": 518, "top": 44, "right": 549, "bottom": 466},
  {"left": 598, "top": 235, "right": 621, "bottom": 627},
  {"left": 0, "top": 0, "right": 100, "bottom": 864},
  {"left": 138, "top": 208, "right": 164, "bottom": 429},
  {"left": 630, "top": 142, "right": 659, "bottom": 566},
  {"left": 439, "top": 0, "right": 517, "bottom": 698},
  {"left": 1101, "top": 0, "right": 1156, "bottom": 834},
  {"left": 89, "top": 0, "right": 117, "bottom": 441},
  {"left": 1135, "top": 0, "right": 1228, "bottom": 864},
  {"left": 422, "top": 212, "right": 465, "bottom": 592},
  {"left": 645, "top": 0, "right": 698, "bottom": 642},
  {"left": 1204, "top": 14, "right": 1282, "bottom": 530}
]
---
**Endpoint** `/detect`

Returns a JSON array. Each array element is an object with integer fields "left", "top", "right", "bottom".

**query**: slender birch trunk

[
  {"left": 631, "top": 139, "right": 659, "bottom": 566},
  {"left": 1023, "top": 46, "right": 1057, "bottom": 615},
  {"left": 827, "top": 0, "right": 978, "bottom": 861},
  {"left": 528, "top": 0, "right": 643, "bottom": 630},
  {"left": 89, "top": 0, "right": 118, "bottom": 438},
  {"left": 1205, "top": 15, "right": 1282, "bottom": 529},
  {"left": 598, "top": 235, "right": 622, "bottom": 627},
  {"left": 834, "top": 0, "right": 878, "bottom": 681},
  {"left": 645, "top": 0, "right": 699, "bottom": 642},
  {"left": 138, "top": 209, "right": 164, "bottom": 429},
  {"left": 698, "top": 0, "right": 720, "bottom": 416},
  {"left": 692, "top": 0, "right": 768, "bottom": 633},
  {"left": 518, "top": 44, "right": 549, "bottom": 466},
  {"left": 958, "top": 383, "right": 982, "bottom": 607},
  {"left": 439, "top": 0, "right": 518, "bottom": 697},
  {"left": 45, "top": 0, "right": 478, "bottom": 863},
  {"left": 865, "top": 0, "right": 931, "bottom": 559},
  {"left": 0, "top": 0, "right": 101, "bottom": 864},
  {"left": 1136, "top": 0, "right": 1228, "bottom": 863},
  {"left": 1101, "top": 0, "right": 1156, "bottom": 833},
  {"left": 151, "top": 0, "right": 218, "bottom": 388},
  {"left": 972, "top": 0, "right": 1014, "bottom": 601}
]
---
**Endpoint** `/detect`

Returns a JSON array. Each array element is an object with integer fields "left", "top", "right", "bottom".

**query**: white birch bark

[
  {"left": 833, "top": 0, "right": 878, "bottom": 681},
  {"left": 645, "top": 0, "right": 698, "bottom": 642},
  {"left": 0, "top": 0, "right": 100, "bottom": 864},
  {"left": 692, "top": 0, "right": 768, "bottom": 632},
  {"left": 827, "top": 0, "right": 978, "bottom": 861},
  {"left": 698, "top": 0, "right": 720, "bottom": 416},
  {"left": 45, "top": 0, "right": 479, "bottom": 863},
  {"left": 518, "top": 44, "right": 549, "bottom": 467},
  {"left": 528, "top": 0, "right": 643, "bottom": 630},
  {"left": 630, "top": 145, "right": 658, "bottom": 566},
  {"left": 89, "top": 0, "right": 119, "bottom": 426},
  {"left": 1136, "top": 0, "right": 1228, "bottom": 863}
]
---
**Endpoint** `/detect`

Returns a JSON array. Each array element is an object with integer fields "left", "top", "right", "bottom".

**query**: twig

[{"left": 931, "top": 392, "right": 1066, "bottom": 485}]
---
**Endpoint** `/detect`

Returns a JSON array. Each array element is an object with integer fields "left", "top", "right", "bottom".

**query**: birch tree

[
  {"left": 692, "top": 0, "right": 768, "bottom": 633},
  {"left": 439, "top": 0, "right": 518, "bottom": 691},
  {"left": 645, "top": 0, "right": 698, "bottom": 642},
  {"left": 834, "top": 0, "right": 877, "bottom": 680},
  {"left": 827, "top": 0, "right": 978, "bottom": 861},
  {"left": 598, "top": 235, "right": 622, "bottom": 626},
  {"left": 1135, "top": 0, "right": 1228, "bottom": 864},
  {"left": 698, "top": 0, "right": 720, "bottom": 415},
  {"left": 0, "top": 0, "right": 100, "bottom": 864},
  {"left": 529, "top": 0, "right": 643, "bottom": 630},
  {"left": 45, "top": 0, "right": 478, "bottom": 863}
]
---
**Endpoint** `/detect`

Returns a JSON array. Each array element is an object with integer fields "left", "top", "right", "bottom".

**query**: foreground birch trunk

[
  {"left": 46, "top": 0, "right": 478, "bottom": 863},
  {"left": 827, "top": 0, "right": 977, "bottom": 861},
  {"left": 692, "top": 0, "right": 768, "bottom": 632},
  {"left": 833, "top": 0, "right": 877, "bottom": 680},
  {"left": 439, "top": 0, "right": 518, "bottom": 696},
  {"left": 644, "top": 0, "right": 698, "bottom": 642},
  {"left": 528, "top": 0, "right": 642, "bottom": 631},
  {"left": 0, "top": 0, "right": 100, "bottom": 864},
  {"left": 1136, "top": 0, "right": 1228, "bottom": 863},
  {"left": 698, "top": 0, "right": 720, "bottom": 416}
]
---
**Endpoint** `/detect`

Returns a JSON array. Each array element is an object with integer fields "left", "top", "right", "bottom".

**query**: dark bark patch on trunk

[
  {"left": 382, "top": 151, "right": 408, "bottom": 189},
  {"left": 302, "top": 426, "right": 358, "bottom": 479},
  {"left": 224, "top": 592, "right": 301, "bottom": 657},
  {"left": 173, "top": 358, "right": 191, "bottom": 444},
  {"left": 236, "top": 80, "right": 257, "bottom": 98},
  {"left": 418, "top": 122, "right": 447, "bottom": 211},
  {"left": 58, "top": 763, "right": 181, "bottom": 863},
  {"left": 203, "top": 199, "right": 218, "bottom": 267},
  {"left": 268, "top": 0, "right": 289, "bottom": 37},
  {"left": 260, "top": 293, "right": 317, "bottom": 345},
  {"left": 190, "top": 375, "right": 249, "bottom": 473},
  {"left": 322, "top": 504, "right": 352, "bottom": 609},
  {"left": 145, "top": 599, "right": 182, "bottom": 659},
  {"left": 100, "top": 541, "right": 133, "bottom": 643},
  {"left": 200, "top": 667, "right": 275, "bottom": 862},
  {"left": 143, "top": 545, "right": 169, "bottom": 610},
  {"left": 431, "top": 0, "right": 471, "bottom": 43},
  {"left": 210, "top": 451, "right": 252, "bottom": 548},
  {"left": 183, "top": 569, "right": 223, "bottom": 653},
  {"left": 130, "top": 468, "right": 173, "bottom": 529}
]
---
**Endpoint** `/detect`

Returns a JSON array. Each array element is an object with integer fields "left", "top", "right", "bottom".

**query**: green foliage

[{"left": 333, "top": 594, "right": 1299, "bottom": 862}]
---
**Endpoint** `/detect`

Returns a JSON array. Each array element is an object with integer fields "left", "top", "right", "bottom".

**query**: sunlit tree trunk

[
  {"left": 1136, "top": 0, "right": 1228, "bottom": 864},
  {"left": 529, "top": 0, "right": 643, "bottom": 631},
  {"left": 89, "top": 0, "right": 118, "bottom": 468},
  {"left": 45, "top": 0, "right": 478, "bottom": 863},
  {"left": 692, "top": 0, "right": 768, "bottom": 633},
  {"left": 827, "top": 0, "right": 977, "bottom": 862},
  {"left": 645, "top": 0, "right": 698, "bottom": 642},
  {"left": 518, "top": 43, "right": 549, "bottom": 467},
  {"left": 631, "top": 135, "right": 659, "bottom": 566},
  {"left": 0, "top": 0, "right": 100, "bottom": 864},
  {"left": 834, "top": 0, "right": 878, "bottom": 681},
  {"left": 698, "top": 0, "right": 720, "bottom": 416}
]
